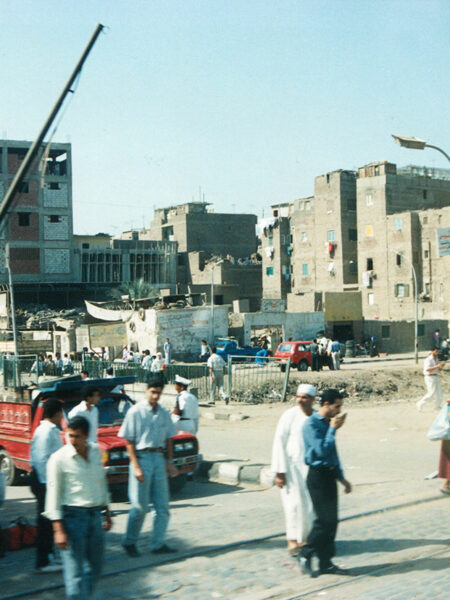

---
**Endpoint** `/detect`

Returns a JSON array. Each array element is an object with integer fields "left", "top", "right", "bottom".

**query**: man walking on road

[
  {"left": 118, "top": 375, "right": 179, "bottom": 557},
  {"left": 30, "top": 398, "right": 63, "bottom": 573},
  {"left": 417, "top": 348, "right": 445, "bottom": 411},
  {"left": 44, "top": 416, "right": 112, "bottom": 600},
  {"left": 68, "top": 385, "right": 101, "bottom": 443},
  {"left": 207, "top": 347, "right": 229, "bottom": 405},
  {"left": 310, "top": 340, "right": 319, "bottom": 372},
  {"left": 299, "top": 389, "right": 352, "bottom": 577},
  {"left": 271, "top": 384, "right": 316, "bottom": 556}
]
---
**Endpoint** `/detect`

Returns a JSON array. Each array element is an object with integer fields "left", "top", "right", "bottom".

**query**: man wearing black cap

[{"left": 118, "top": 375, "right": 179, "bottom": 557}]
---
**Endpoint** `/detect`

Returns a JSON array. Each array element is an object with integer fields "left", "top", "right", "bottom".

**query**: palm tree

[{"left": 110, "top": 279, "right": 159, "bottom": 302}]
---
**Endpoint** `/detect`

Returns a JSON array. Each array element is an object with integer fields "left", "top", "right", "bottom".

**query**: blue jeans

[
  {"left": 124, "top": 452, "right": 170, "bottom": 548},
  {"left": 62, "top": 506, "right": 104, "bottom": 600}
]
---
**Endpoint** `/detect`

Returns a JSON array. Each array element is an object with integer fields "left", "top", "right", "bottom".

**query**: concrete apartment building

[
  {"left": 261, "top": 202, "right": 293, "bottom": 300},
  {"left": 0, "top": 139, "right": 73, "bottom": 285},
  {"left": 357, "top": 161, "right": 450, "bottom": 320},
  {"left": 262, "top": 169, "right": 357, "bottom": 299}
]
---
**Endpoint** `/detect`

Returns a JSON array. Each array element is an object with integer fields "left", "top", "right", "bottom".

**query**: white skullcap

[
  {"left": 297, "top": 383, "right": 317, "bottom": 397},
  {"left": 175, "top": 374, "right": 191, "bottom": 386}
]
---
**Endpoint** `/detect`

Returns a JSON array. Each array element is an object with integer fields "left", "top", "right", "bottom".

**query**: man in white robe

[{"left": 271, "top": 383, "right": 317, "bottom": 556}]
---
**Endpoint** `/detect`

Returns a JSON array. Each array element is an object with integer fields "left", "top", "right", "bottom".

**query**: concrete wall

[
  {"left": 127, "top": 305, "right": 230, "bottom": 361},
  {"left": 237, "top": 311, "right": 325, "bottom": 346},
  {"left": 323, "top": 291, "right": 362, "bottom": 322},
  {"left": 364, "top": 319, "right": 449, "bottom": 354}
]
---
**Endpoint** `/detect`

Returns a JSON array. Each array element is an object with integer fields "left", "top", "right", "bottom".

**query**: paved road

[{"left": 1, "top": 476, "right": 447, "bottom": 600}]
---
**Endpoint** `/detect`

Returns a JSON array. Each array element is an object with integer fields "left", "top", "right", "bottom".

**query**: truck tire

[
  {"left": 0, "top": 449, "right": 21, "bottom": 486},
  {"left": 298, "top": 360, "right": 309, "bottom": 372},
  {"left": 169, "top": 474, "right": 188, "bottom": 496}
]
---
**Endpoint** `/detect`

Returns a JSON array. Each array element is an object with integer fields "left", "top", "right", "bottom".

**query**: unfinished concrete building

[
  {"left": 73, "top": 235, "right": 177, "bottom": 290},
  {"left": 260, "top": 202, "right": 293, "bottom": 300},
  {"left": 0, "top": 139, "right": 73, "bottom": 286}
]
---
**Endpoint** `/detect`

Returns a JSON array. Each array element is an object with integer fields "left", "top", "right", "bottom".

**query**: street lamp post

[
  {"left": 392, "top": 135, "right": 450, "bottom": 164},
  {"left": 393, "top": 251, "right": 419, "bottom": 365}
]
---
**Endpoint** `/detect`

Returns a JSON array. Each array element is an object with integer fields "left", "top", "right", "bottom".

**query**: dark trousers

[
  {"left": 30, "top": 470, "right": 53, "bottom": 568},
  {"left": 301, "top": 467, "right": 338, "bottom": 568},
  {"left": 311, "top": 353, "right": 319, "bottom": 371}
]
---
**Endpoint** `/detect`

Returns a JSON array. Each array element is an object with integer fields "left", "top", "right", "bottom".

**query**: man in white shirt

[
  {"left": 417, "top": 348, "right": 445, "bottom": 411},
  {"left": 106, "top": 367, "right": 125, "bottom": 394},
  {"left": 171, "top": 375, "right": 200, "bottom": 434},
  {"left": 44, "top": 416, "right": 112, "bottom": 600},
  {"left": 271, "top": 384, "right": 316, "bottom": 557},
  {"left": 207, "top": 347, "right": 229, "bottom": 405},
  {"left": 118, "top": 375, "right": 179, "bottom": 557},
  {"left": 68, "top": 386, "right": 101, "bottom": 443},
  {"left": 30, "top": 397, "right": 63, "bottom": 573}
]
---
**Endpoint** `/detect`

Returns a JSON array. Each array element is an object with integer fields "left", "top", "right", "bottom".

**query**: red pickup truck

[{"left": 0, "top": 376, "right": 202, "bottom": 494}]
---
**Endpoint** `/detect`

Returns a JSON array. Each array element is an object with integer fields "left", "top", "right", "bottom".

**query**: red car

[
  {"left": 0, "top": 376, "right": 202, "bottom": 494},
  {"left": 274, "top": 341, "right": 313, "bottom": 371}
]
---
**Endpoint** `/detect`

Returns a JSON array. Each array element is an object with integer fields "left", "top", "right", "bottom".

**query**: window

[
  {"left": 395, "top": 218, "right": 403, "bottom": 231},
  {"left": 423, "top": 216, "right": 428, "bottom": 224},
  {"left": 82, "top": 243, "right": 90, "bottom": 249},
  {"left": 301, "top": 231, "right": 307, "bottom": 242},
  {"left": 366, "top": 258, "right": 373, "bottom": 270},
  {"left": 365, "top": 225, "right": 373, "bottom": 237},
  {"left": 273, "top": 209, "right": 279, "bottom": 217},
  {"left": 381, "top": 325, "right": 390, "bottom": 339},
  {"left": 177, "top": 254, "right": 185, "bottom": 266},
  {"left": 424, "top": 250, "right": 429, "bottom": 258},
  {"left": 349, "top": 261, "right": 358, "bottom": 274},
  {"left": 438, "top": 215, "right": 442, "bottom": 224},
  {"left": 268, "top": 235, "right": 273, "bottom": 246},
  {"left": 439, "top": 282, "right": 444, "bottom": 299},
  {"left": 302, "top": 263, "right": 308, "bottom": 276},
  {"left": 266, "top": 266, "right": 274, "bottom": 276},
  {"left": 49, "top": 182, "right": 60, "bottom": 190},
  {"left": 347, "top": 197, "right": 356, "bottom": 211},
  {"left": 305, "top": 201, "right": 311, "bottom": 211},
  {"left": 19, "top": 181, "right": 29, "bottom": 194},
  {"left": 418, "top": 324, "right": 425, "bottom": 337},
  {"left": 326, "top": 174, "right": 330, "bottom": 184},
  {"left": 423, "top": 190, "right": 427, "bottom": 200},
  {"left": 281, "top": 265, "right": 287, "bottom": 275},
  {"left": 396, "top": 252, "right": 404, "bottom": 267},
  {"left": 18, "top": 212, "right": 30, "bottom": 226},
  {"left": 395, "top": 283, "right": 409, "bottom": 297},
  {"left": 368, "top": 293, "right": 374, "bottom": 305},
  {"left": 49, "top": 215, "right": 61, "bottom": 223},
  {"left": 365, "top": 193, "right": 373, "bottom": 206},
  {"left": 425, "top": 282, "right": 430, "bottom": 294},
  {"left": 348, "top": 229, "right": 357, "bottom": 241},
  {"left": 327, "top": 230, "right": 335, "bottom": 242}
]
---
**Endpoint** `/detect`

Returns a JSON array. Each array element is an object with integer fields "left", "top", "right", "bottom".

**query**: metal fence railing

[
  {"left": 1, "top": 355, "right": 40, "bottom": 389},
  {"left": 227, "top": 355, "right": 291, "bottom": 403}
]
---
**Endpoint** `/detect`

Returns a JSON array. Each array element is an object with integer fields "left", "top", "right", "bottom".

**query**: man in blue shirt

[{"left": 300, "top": 389, "right": 352, "bottom": 577}]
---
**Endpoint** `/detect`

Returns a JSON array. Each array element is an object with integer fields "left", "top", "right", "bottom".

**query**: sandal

[{"left": 439, "top": 487, "right": 450, "bottom": 495}]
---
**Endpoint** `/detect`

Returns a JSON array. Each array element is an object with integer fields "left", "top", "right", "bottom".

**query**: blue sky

[{"left": 1, "top": 1, "right": 450, "bottom": 234}]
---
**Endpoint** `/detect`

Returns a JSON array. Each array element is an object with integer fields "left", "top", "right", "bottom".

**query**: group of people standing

[
  {"left": 309, "top": 338, "right": 341, "bottom": 372},
  {"left": 28, "top": 372, "right": 200, "bottom": 599},
  {"left": 30, "top": 353, "right": 74, "bottom": 377}
]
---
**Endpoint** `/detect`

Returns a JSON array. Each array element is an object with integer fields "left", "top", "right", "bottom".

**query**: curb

[
  {"left": 199, "top": 460, "right": 274, "bottom": 487},
  {"left": 343, "top": 354, "right": 426, "bottom": 365}
]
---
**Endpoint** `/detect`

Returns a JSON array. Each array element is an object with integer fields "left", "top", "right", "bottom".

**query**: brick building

[{"left": 0, "top": 139, "right": 73, "bottom": 284}]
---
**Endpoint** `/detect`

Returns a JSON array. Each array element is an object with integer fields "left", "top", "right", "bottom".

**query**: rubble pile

[{"left": 16, "top": 305, "right": 86, "bottom": 330}]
